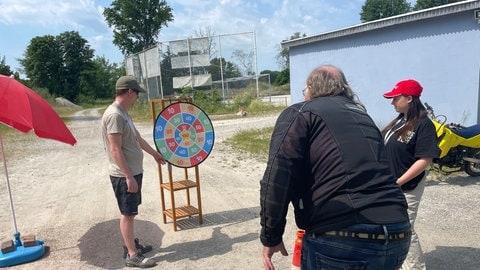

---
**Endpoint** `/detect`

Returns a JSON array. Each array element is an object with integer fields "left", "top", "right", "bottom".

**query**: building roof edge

[{"left": 281, "top": 0, "right": 480, "bottom": 49}]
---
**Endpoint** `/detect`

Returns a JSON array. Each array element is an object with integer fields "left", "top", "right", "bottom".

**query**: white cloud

[
  {"left": 0, "top": 0, "right": 106, "bottom": 32},
  {"left": 0, "top": 0, "right": 368, "bottom": 72}
]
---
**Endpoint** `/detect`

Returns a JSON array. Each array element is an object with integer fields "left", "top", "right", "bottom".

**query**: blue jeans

[{"left": 301, "top": 222, "right": 411, "bottom": 270}]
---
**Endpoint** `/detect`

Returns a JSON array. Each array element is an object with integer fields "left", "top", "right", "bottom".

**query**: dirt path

[{"left": 0, "top": 108, "right": 479, "bottom": 269}]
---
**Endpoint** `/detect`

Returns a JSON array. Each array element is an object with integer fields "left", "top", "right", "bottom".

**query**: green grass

[{"left": 224, "top": 126, "right": 274, "bottom": 161}]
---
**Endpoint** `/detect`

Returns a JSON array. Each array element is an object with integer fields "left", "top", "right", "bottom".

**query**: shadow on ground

[
  {"left": 426, "top": 246, "right": 480, "bottom": 270},
  {"left": 153, "top": 206, "right": 260, "bottom": 262},
  {"left": 174, "top": 206, "right": 260, "bottom": 231},
  {"left": 78, "top": 206, "right": 260, "bottom": 268},
  {"left": 155, "top": 226, "right": 257, "bottom": 262},
  {"left": 78, "top": 219, "right": 164, "bottom": 269}
]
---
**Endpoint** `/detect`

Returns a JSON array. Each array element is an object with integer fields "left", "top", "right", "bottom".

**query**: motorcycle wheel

[{"left": 464, "top": 150, "right": 480, "bottom": 177}]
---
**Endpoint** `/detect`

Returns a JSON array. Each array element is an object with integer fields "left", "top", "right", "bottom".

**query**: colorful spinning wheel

[{"left": 153, "top": 102, "right": 215, "bottom": 168}]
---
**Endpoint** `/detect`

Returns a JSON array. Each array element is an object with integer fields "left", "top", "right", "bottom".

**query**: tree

[
  {"left": 232, "top": 49, "right": 254, "bottom": 76},
  {"left": 274, "top": 68, "right": 290, "bottom": 86},
  {"left": 57, "top": 31, "right": 95, "bottom": 101},
  {"left": 208, "top": 57, "right": 241, "bottom": 81},
  {"left": 103, "top": 0, "right": 174, "bottom": 55},
  {"left": 0, "top": 56, "right": 13, "bottom": 76},
  {"left": 20, "top": 31, "right": 95, "bottom": 102},
  {"left": 360, "top": 0, "right": 411, "bottom": 23},
  {"left": 413, "top": 0, "right": 463, "bottom": 11},
  {"left": 276, "top": 32, "right": 306, "bottom": 70},
  {"left": 88, "top": 56, "right": 125, "bottom": 100},
  {"left": 20, "top": 35, "right": 63, "bottom": 95},
  {"left": 159, "top": 47, "right": 175, "bottom": 96},
  {"left": 194, "top": 26, "right": 217, "bottom": 59},
  {"left": 260, "top": 70, "right": 280, "bottom": 86},
  {"left": 273, "top": 32, "right": 305, "bottom": 86}
]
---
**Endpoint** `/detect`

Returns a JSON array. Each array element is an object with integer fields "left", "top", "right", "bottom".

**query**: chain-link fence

[{"left": 125, "top": 31, "right": 270, "bottom": 101}]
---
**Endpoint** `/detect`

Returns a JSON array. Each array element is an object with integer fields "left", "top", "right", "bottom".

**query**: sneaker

[
  {"left": 125, "top": 253, "right": 157, "bottom": 268},
  {"left": 123, "top": 238, "right": 153, "bottom": 258}
]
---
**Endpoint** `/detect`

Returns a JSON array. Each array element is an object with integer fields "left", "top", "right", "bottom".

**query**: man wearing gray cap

[{"left": 101, "top": 75, "right": 166, "bottom": 268}]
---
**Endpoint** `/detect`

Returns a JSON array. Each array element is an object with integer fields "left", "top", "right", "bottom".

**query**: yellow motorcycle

[{"left": 425, "top": 103, "right": 480, "bottom": 176}]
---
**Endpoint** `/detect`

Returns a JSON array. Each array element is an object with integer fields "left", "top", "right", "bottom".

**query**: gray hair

[{"left": 306, "top": 65, "right": 356, "bottom": 101}]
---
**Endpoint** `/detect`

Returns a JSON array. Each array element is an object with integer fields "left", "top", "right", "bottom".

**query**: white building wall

[{"left": 289, "top": 9, "right": 480, "bottom": 128}]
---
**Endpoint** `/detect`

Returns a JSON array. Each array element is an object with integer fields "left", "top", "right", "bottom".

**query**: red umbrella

[
  {"left": 0, "top": 74, "right": 77, "bottom": 145},
  {"left": 0, "top": 74, "right": 76, "bottom": 266}
]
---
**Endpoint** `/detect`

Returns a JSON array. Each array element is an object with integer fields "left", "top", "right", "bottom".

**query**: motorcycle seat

[{"left": 450, "top": 124, "right": 480, "bottom": 138}]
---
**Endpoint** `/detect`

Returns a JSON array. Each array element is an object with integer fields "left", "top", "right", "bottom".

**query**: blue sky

[{"left": 0, "top": 0, "right": 415, "bottom": 75}]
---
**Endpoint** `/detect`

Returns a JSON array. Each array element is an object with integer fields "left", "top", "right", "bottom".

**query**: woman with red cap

[{"left": 382, "top": 79, "right": 440, "bottom": 270}]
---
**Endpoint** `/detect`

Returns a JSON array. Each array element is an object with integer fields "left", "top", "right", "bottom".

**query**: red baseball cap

[{"left": 383, "top": 79, "right": 423, "bottom": 98}]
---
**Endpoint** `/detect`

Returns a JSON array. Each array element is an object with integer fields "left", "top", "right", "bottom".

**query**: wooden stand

[
  {"left": 150, "top": 98, "right": 203, "bottom": 231},
  {"left": 161, "top": 164, "right": 203, "bottom": 231}
]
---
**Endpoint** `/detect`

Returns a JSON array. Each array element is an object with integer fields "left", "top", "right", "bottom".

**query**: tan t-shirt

[{"left": 101, "top": 104, "right": 143, "bottom": 177}]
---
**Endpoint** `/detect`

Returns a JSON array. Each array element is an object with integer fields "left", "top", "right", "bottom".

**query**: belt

[{"left": 322, "top": 230, "right": 411, "bottom": 241}]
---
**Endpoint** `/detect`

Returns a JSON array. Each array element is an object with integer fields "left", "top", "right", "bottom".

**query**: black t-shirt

[{"left": 384, "top": 116, "right": 440, "bottom": 191}]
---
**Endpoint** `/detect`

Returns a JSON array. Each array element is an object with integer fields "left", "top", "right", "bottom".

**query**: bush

[
  {"left": 233, "top": 91, "right": 254, "bottom": 110},
  {"left": 192, "top": 90, "right": 228, "bottom": 114},
  {"left": 77, "top": 93, "right": 96, "bottom": 105}
]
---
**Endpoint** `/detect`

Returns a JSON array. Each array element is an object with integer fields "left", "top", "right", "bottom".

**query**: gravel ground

[
  {"left": 0, "top": 107, "right": 479, "bottom": 270},
  {"left": 418, "top": 172, "right": 480, "bottom": 269}
]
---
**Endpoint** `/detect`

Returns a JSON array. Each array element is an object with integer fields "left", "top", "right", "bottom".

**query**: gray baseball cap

[{"left": 115, "top": 76, "right": 146, "bottom": 93}]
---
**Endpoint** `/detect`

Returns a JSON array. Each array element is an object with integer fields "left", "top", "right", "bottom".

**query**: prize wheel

[{"left": 153, "top": 102, "right": 215, "bottom": 168}]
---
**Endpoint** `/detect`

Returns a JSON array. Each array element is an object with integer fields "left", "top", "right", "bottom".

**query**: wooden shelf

[
  {"left": 151, "top": 99, "right": 202, "bottom": 231},
  {"left": 158, "top": 166, "right": 203, "bottom": 231},
  {"left": 160, "top": 180, "right": 197, "bottom": 191},
  {"left": 163, "top": 205, "right": 200, "bottom": 219}
]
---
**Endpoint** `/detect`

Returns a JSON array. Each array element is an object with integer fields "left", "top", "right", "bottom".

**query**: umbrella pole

[{"left": 0, "top": 132, "right": 19, "bottom": 236}]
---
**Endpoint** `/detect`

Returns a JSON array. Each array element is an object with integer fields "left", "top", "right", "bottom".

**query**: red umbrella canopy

[{"left": 0, "top": 75, "right": 77, "bottom": 146}]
